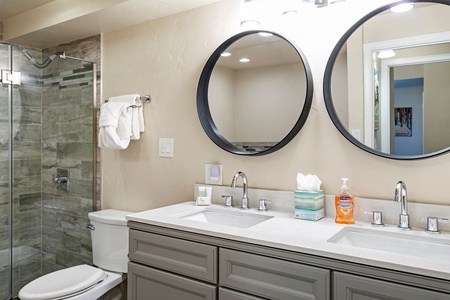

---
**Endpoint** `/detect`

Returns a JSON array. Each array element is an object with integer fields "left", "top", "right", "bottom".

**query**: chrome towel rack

[{"left": 103, "top": 94, "right": 151, "bottom": 109}]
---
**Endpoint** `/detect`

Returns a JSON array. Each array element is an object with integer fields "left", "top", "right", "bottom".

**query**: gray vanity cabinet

[
  {"left": 128, "top": 229, "right": 218, "bottom": 300},
  {"left": 220, "top": 248, "right": 330, "bottom": 300},
  {"left": 128, "top": 262, "right": 216, "bottom": 300},
  {"left": 128, "top": 222, "right": 450, "bottom": 300},
  {"left": 128, "top": 230, "right": 217, "bottom": 283},
  {"left": 219, "top": 288, "right": 265, "bottom": 300},
  {"left": 334, "top": 272, "right": 450, "bottom": 300},
  {"left": 128, "top": 227, "right": 330, "bottom": 300}
]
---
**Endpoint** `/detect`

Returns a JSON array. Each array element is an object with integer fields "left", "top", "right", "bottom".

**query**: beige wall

[{"left": 101, "top": 0, "right": 450, "bottom": 212}]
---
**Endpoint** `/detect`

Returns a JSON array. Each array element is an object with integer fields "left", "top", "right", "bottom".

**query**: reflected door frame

[{"left": 363, "top": 31, "right": 450, "bottom": 153}]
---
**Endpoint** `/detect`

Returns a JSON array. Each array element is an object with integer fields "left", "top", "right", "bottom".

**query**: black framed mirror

[
  {"left": 197, "top": 30, "right": 313, "bottom": 156},
  {"left": 324, "top": 0, "right": 450, "bottom": 160}
]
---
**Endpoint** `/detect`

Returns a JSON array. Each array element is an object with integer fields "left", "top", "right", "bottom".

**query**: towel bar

[
  {"left": 104, "top": 94, "right": 151, "bottom": 104},
  {"left": 99, "top": 94, "right": 151, "bottom": 111}
]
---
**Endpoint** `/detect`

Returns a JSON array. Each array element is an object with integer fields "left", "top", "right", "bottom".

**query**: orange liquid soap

[{"left": 335, "top": 178, "right": 354, "bottom": 224}]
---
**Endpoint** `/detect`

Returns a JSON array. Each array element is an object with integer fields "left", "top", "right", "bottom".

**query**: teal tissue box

[{"left": 294, "top": 190, "right": 324, "bottom": 221}]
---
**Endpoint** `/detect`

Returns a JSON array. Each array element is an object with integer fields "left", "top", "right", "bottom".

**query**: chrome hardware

[
  {"left": 222, "top": 195, "right": 234, "bottom": 207},
  {"left": 231, "top": 171, "right": 250, "bottom": 210},
  {"left": 426, "top": 217, "right": 448, "bottom": 234},
  {"left": 365, "top": 211, "right": 384, "bottom": 227},
  {"left": 52, "top": 168, "right": 70, "bottom": 192},
  {"left": 394, "top": 181, "right": 411, "bottom": 230},
  {"left": 258, "top": 199, "right": 271, "bottom": 212},
  {"left": 1, "top": 70, "right": 21, "bottom": 85},
  {"left": 52, "top": 175, "right": 68, "bottom": 184},
  {"left": 86, "top": 224, "right": 95, "bottom": 230}
]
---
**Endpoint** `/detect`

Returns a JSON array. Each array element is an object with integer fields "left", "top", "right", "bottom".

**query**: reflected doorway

[{"left": 392, "top": 78, "right": 424, "bottom": 155}]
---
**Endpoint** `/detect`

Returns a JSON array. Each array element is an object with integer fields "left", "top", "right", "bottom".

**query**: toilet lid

[{"left": 19, "top": 264, "right": 107, "bottom": 300}]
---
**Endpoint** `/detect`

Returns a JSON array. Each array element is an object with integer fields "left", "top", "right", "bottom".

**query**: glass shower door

[
  {"left": 0, "top": 44, "right": 96, "bottom": 299},
  {"left": 0, "top": 43, "right": 12, "bottom": 300}
]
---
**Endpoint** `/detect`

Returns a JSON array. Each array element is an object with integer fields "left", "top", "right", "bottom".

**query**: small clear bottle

[{"left": 335, "top": 178, "right": 354, "bottom": 224}]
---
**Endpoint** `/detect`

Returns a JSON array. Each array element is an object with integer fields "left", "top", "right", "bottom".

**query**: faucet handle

[
  {"left": 364, "top": 211, "right": 385, "bottom": 227},
  {"left": 258, "top": 199, "right": 271, "bottom": 212},
  {"left": 221, "top": 195, "right": 233, "bottom": 207},
  {"left": 426, "top": 217, "right": 448, "bottom": 234}
]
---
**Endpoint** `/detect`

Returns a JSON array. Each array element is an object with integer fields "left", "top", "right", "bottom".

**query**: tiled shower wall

[
  {"left": 40, "top": 35, "right": 101, "bottom": 277},
  {"left": 0, "top": 35, "right": 101, "bottom": 296}
]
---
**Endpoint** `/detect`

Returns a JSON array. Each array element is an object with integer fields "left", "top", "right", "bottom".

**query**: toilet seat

[{"left": 18, "top": 265, "right": 107, "bottom": 300}]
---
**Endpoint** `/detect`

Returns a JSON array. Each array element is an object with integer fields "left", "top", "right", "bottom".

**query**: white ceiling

[{"left": 0, "top": 0, "right": 221, "bottom": 49}]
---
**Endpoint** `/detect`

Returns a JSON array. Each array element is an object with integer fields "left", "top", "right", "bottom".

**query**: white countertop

[{"left": 126, "top": 201, "right": 450, "bottom": 280}]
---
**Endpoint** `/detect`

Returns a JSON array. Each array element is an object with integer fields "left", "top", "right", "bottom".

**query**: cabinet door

[
  {"left": 128, "top": 262, "right": 216, "bottom": 300},
  {"left": 220, "top": 248, "right": 330, "bottom": 300},
  {"left": 219, "top": 288, "right": 265, "bottom": 300},
  {"left": 334, "top": 272, "right": 450, "bottom": 300},
  {"left": 129, "top": 229, "right": 217, "bottom": 283}
]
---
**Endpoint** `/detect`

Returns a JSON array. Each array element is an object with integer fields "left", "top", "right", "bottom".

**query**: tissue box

[{"left": 294, "top": 190, "right": 324, "bottom": 221}]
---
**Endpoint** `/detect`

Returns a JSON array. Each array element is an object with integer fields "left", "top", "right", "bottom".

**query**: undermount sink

[
  {"left": 328, "top": 227, "right": 450, "bottom": 261},
  {"left": 173, "top": 207, "right": 273, "bottom": 229}
]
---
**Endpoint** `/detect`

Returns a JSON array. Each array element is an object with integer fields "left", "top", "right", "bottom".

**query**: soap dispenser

[{"left": 335, "top": 178, "right": 355, "bottom": 224}]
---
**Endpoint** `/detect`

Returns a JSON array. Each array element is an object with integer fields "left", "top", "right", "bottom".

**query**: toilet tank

[{"left": 88, "top": 209, "right": 132, "bottom": 273}]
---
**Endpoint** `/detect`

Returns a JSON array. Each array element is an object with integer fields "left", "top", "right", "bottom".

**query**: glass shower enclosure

[{"left": 0, "top": 43, "right": 97, "bottom": 299}]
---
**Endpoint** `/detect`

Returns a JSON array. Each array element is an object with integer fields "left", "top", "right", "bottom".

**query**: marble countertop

[{"left": 126, "top": 201, "right": 450, "bottom": 280}]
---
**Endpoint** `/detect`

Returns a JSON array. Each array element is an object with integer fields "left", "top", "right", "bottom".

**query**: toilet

[{"left": 18, "top": 209, "right": 132, "bottom": 300}]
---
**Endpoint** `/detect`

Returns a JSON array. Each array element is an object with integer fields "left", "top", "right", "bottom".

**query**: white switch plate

[
  {"left": 159, "top": 138, "right": 174, "bottom": 157},
  {"left": 205, "top": 164, "right": 222, "bottom": 185}
]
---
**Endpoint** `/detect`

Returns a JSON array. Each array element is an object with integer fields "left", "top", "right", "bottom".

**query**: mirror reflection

[
  {"left": 327, "top": 1, "right": 450, "bottom": 158},
  {"left": 198, "top": 31, "right": 312, "bottom": 155}
]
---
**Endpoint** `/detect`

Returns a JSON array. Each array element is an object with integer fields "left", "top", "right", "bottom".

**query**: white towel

[
  {"left": 98, "top": 102, "right": 132, "bottom": 149},
  {"left": 108, "top": 94, "right": 145, "bottom": 140}
]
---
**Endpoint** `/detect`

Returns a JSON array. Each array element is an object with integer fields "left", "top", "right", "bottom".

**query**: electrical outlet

[
  {"left": 159, "top": 138, "right": 174, "bottom": 157},
  {"left": 205, "top": 164, "right": 222, "bottom": 185}
]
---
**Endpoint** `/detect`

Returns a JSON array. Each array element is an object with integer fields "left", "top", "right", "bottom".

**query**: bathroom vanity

[{"left": 126, "top": 202, "right": 450, "bottom": 300}]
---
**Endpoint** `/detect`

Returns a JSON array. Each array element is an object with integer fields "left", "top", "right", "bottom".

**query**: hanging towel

[
  {"left": 98, "top": 102, "right": 132, "bottom": 149},
  {"left": 108, "top": 94, "right": 145, "bottom": 140}
]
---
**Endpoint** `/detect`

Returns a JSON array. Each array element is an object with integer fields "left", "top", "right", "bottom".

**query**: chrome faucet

[
  {"left": 231, "top": 171, "right": 250, "bottom": 209},
  {"left": 394, "top": 181, "right": 411, "bottom": 230}
]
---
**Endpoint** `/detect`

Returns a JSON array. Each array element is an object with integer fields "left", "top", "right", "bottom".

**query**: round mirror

[
  {"left": 197, "top": 30, "right": 313, "bottom": 156},
  {"left": 324, "top": 0, "right": 450, "bottom": 159}
]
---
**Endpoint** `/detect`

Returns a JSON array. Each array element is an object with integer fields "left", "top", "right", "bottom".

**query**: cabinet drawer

[
  {"left": 128, "top": 262, "right": 216, "bottom": 300},
  {"left": 219, "top": 248, "right": 330, "bottom": 300},
  {"left": 219, "top": 287, "right": 265, "bottom": 300},
  {"left": 334, "top": 272, "right": 450, "bottom": 300},
  {"left": 129, "top": 229, "right": 217, "bottom": 283}
]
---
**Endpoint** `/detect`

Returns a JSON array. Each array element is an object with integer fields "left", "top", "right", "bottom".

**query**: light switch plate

[
  {"left": 205, "top": 164, "right": 222, "bottom": 185},
  {"left": 159, "top": 138, "right": 174, "bottom": 157},
  {"left": 351, "top": 129, "right": 361, "bottom": 142}
]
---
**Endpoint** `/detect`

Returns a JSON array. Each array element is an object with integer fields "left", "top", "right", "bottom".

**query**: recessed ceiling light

[
  {"left": 221, "top": 52, "right": 231, "bottom": 57},
  {"left": 239, "top": 58, "right": 250, "bottom": 63},
  {"left": 391, "top": 3, "right": 414, "bottom": 13}
]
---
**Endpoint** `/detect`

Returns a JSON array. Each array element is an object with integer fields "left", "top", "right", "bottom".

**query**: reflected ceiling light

[
  {"left": 221, "top": 52, "right": 231, "bottom": 57},
  {"left": 239, "top": 58, "right": 250, "bottom": 63},
  {"left": 258, "top": 32, "right": 273, "bottom": 37},
  {"left": 302, "top": 0, "right": 347, "bottom": 8},
  {"left": 240, "top": 0, "right": 261, "bottom": 27},
  {"left": 377, "top": 50, "right": 396, "bottom": 58},
  {"left": 390, "top": 3, "right": 414, "bottom": 13}
]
